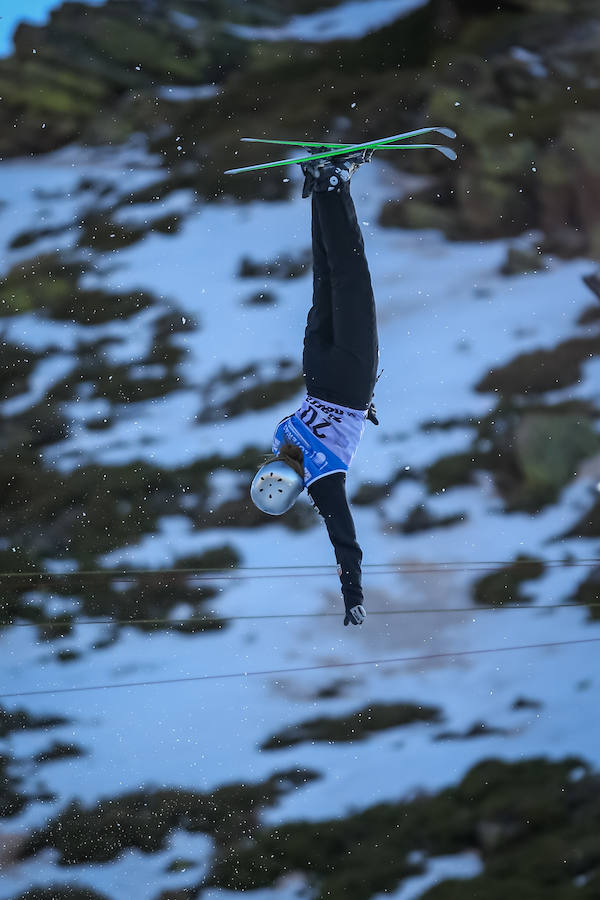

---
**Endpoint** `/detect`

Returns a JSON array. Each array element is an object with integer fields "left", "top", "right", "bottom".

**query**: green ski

[
  {"left": 243, "top": 138, "right": 456, "bottom": 160},
  {"left": 225, "top": 128, "right": 457, "bottom": 175},
  {"left": 240, "top": 126, "right": 456, "bottom": 149},
  {"left": 388, "top": 143, "right": 456, "bottom": 160}
]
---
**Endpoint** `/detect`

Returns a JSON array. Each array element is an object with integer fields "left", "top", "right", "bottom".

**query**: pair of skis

[{"left": 224, "top": 126, "right": 457, "bottom": 176}]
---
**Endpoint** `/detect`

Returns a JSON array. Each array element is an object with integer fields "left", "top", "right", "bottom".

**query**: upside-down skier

[{"left": 250, "top": 150, "right": 380, "bottom": 627}]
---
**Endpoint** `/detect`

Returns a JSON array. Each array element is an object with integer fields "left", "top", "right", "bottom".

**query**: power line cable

[
  {"left": 1, "top": 636, "right": 598, "bottom": 700},
  {"left": 0, "top": 556, "right": 598, "bottom": 581},
  {"left": 2, "top": 599, "right": 599, "bottom": 629}
]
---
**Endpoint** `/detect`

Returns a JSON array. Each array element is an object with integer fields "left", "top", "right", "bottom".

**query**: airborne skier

[{"left": 250, "top": 150, "right": 380, "bottom": 627}]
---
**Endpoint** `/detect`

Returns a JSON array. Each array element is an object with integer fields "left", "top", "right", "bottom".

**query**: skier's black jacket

[{"left": 308, "top": 472, "right": 364, "bottom": 608}]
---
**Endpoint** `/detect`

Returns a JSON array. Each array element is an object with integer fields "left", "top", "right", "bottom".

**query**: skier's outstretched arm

[{"left": 307, "top": 473, "right": 366, "bottom": 626}]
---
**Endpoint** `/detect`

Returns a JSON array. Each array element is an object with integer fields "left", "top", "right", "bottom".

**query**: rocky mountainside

[{"left": 1, "top": 0, "right": 599, "bottom": 253}]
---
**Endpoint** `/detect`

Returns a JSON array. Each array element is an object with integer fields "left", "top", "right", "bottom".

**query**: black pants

[{"left": 302, "top": 187, "right": 379, "bottom": 411}]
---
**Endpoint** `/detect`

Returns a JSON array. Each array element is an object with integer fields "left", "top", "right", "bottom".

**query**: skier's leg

[
  {"left": 302, "top": 195, "right": 337, "bottom": 400},
  {"left": 304, "top": 194, "right": 333, "bottom": 344},
  {"left": 312, "top": 186, "right": 379, "bottom": 409}
]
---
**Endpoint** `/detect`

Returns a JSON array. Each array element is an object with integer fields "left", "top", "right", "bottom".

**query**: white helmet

[{"left": 250, "top": 460, "right": 304, "bottom": 515}]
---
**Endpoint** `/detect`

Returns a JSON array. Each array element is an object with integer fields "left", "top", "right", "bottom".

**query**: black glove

[
  {"left": 344, "top": 604, "right": 366, "bottom": 626},
  {"left": 367, "top": 402, "right": 379, "bottom": 425}
]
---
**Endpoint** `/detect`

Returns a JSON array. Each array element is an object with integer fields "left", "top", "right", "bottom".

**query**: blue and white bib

[{"left": 272, "top": 395, "right": 367, "bottom": 487}]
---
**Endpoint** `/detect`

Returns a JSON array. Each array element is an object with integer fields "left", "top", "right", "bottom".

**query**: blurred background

[{"left": 1, "top": 1, "right": 600, "bottom": 898}]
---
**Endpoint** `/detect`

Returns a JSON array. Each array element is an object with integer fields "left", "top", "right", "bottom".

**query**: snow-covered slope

[
  {"left": 1, "top": 138, "right": 599, "bottom": 898},
  {"left": 228, "top": 0, "right": 430, "bottom": 42}
]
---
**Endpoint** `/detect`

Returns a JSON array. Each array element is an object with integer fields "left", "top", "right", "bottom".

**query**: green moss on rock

[
  {"left": 472, "top": 555, "right": 545, "bottom": 606},
  {"left": 262, "top": 701, "right": 443, "bottom": 749},
  {"left": 514, "top": 412, "right": 600, "bottom": 505},
  {"left": 33, "top": 742, "right": 86, "bottom": 764},
  {"left": 0, "top": 253, "right": 157, "bottom": 322},
  {"left": 20, "top": 768, "right": 320, "bottom": 864},
  {"left": 238, "top": 250, "right": 311, "bottom": 279},
  {"left": 379, "top": 197, "right": 457, "bottom": 234},
  {"left": 434, "top": 721, "right": 512, "bottom": 741},
  {"left": 425, "top": 452, "right": 477, "bottom": 494},
  {"left": 206, "top": 756, "right": 597, "bottom": 900},
  {"left": 500, "top": 246, "right": 546, "bottom": 276},
  {"left": 0, "top": 753, "right": 28, "bottom": 819},
  {"left": 10, "top": 888, "right": 111, "bottom": 900},
  {"left": 559, "top": 497, "right": 600, "bottom": 540},
  {"left": 0, "top": 706, "right": 68, "bottom": 739},
  {"left": 475, "top": 337, "right": 600, "bottom": 397},
  {"left": 567, "top": 565, "right": 600, "bottom": 621}
]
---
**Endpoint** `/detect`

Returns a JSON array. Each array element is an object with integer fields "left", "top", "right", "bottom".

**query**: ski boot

[{"left": 300, "top": 148, "right": 373, "bottom": 199}]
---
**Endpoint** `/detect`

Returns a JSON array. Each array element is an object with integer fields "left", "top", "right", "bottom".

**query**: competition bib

[{"left": 272, "top": 395, "right": 367, "bottom": 487}]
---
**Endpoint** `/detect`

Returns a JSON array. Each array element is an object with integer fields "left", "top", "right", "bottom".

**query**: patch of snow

[
  {"left": 156, "top": 84, "right": 221, "bottom": 101},
  {"left": 228, "top": 0, "right": 430, "bottom": 42},
  {"left": 372, "top": 851, "right": 483, "bottom": 899},
  {"left": 168, "top": 10, "right": 199, "bottom": 32},
  {"left": 112, "top": 188, "right": 195, "bottom": 225},
  {"left": 1, "top": 353, "right": 75, "bottom": 417},
  {"left": 510, "top": 46, "right": 548, "bottom": 78}
]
